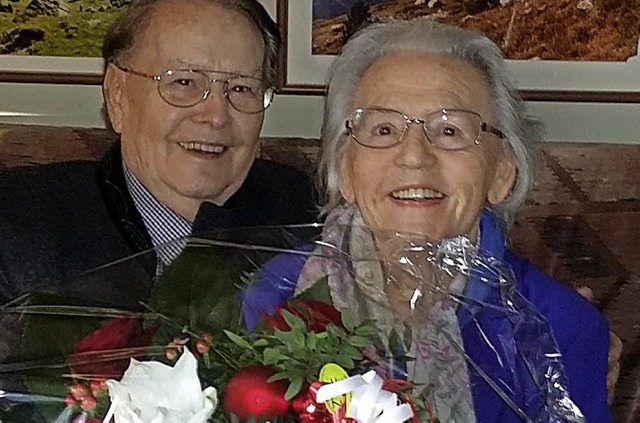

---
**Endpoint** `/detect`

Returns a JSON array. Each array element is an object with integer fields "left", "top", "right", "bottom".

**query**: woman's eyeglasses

[{"left": 346, "top": 107, "right": 505, "bottom": 150}]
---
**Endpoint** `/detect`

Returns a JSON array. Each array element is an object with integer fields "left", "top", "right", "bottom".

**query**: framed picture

[
  {"left": 0, "top": 3, "right": 125, "bottom": 85},
  {"left": 0, "top": 56, "right": 103, "bottom": 84},
  {"left": 277, "top": 0, "right": 640, "bottom": 103},
  {"left": 0, "top": 0, "right": 279, "bottom": 85}
]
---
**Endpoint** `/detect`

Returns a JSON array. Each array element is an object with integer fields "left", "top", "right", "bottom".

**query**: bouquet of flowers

[{"left": 0, "top": 222, "right": 585, "bottom": 422}]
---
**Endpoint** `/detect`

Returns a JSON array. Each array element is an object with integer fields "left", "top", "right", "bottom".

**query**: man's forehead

[
  {"left": 130, "top": 0, "right": 264, "bottom": 76},
  {"left": 145, "top": 0, "right": 258, "bottom": 35}
]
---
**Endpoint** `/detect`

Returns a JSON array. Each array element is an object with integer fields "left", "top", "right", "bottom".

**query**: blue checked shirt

[{"left": 123, "top": 164, "right": 192, "bottom": 271}]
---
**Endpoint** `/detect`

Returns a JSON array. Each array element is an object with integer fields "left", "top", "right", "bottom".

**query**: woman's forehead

[{"left": 354, "top": 53, "right": 494, "bottom": 117}]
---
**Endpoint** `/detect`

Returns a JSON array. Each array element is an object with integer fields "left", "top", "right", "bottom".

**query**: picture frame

[
  {"left": 276, "top": 0, "right": 640, "bottom": 103},
  {"left": 0, "top": 0, "right": 279, "bottom": 85},
  {"left": 0, "top": 55, "right": 103, "bottom": 84}
]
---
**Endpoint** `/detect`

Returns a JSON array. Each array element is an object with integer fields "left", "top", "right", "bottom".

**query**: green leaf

[
  {"left": 340, "top": 344, "right": 363, "bottom": 360},
  {"left": 262, "top": 347, "right": 281, "bottom": 365},
  {"left": 284, "top": 376, "right": 304, "bottom": 400},
  {"left": 297, "top": 275, "right": 332, "bottom": 303},
  {"left": 148, "top": 244, "right": 248, "bottom": 332},
  {"left": 292, "top": 328, "right": 306, "bottom": 349},
  {"left": 355, "top": 320, "right": 379, "bottom": 336},
  {"left": 267, "top": 371, "right": 289, "bottom": 382},
  {"left": 355, "top": 325, "right": 379, "bottom": 338},
  {"left": 274, "top": 329, "right": 296, "bottom": 346},
  {"left": 252, "top": 338, "right": 269, "bottom": 348},
  {"left": 281, "top": 309, "right": 306, "bottom": 331},
  {"left": 306, "top": 332, "right": 317, "bottom": 350},
  {"left": 341, "top": 308, "right": 358, "bottom": 332},
  {"left": 327, "top": 324, "right": 347, "bottom": 339},
  {"left": 349, "top": 335, "right": 372, "bottom": 348},
  {"left": 224, "top": 330, "right": 252, "bottom": 349},
  {"left": 334, "top": 355, "right": 355, "bottom": 369}
]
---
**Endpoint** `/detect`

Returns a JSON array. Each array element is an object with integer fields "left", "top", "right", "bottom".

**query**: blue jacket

[{"left": 242, "top": 211, "right": 612, "bottom": 422}]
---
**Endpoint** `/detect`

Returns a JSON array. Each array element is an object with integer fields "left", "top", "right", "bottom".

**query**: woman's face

[{"left": 339, "top": 53, "right": 516, "bottom": 240}]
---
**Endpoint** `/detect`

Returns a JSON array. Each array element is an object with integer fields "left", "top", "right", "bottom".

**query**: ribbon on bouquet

[{"left": 315, "top": 371, "right": 414, "bottom": 423}]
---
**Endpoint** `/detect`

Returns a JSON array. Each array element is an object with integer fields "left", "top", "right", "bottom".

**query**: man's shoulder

[
  {"left": 0, "top": 160, "right": 99, "bottom": 194},
  {"left": 0, "top": 160, "right": 107, "bottom": 231},
  {"left": 251, "top": 158, "right": 311, "bottom": 184},
  {"left": 247, "top": 159, "right": 317, "bottom": 221},
  {"left": 247, "top": 159, "right": 315, "bottom": 203}
]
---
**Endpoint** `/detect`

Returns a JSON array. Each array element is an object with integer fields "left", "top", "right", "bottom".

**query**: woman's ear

[
  {"left": 103, "top": 64, "right": 126, "bottom": 134},
  {"left": 487, "top": 152, "right": 517, "bottom": 205},
  {"left": 338, "top": 148, "right": 356, "bottom": 203}
]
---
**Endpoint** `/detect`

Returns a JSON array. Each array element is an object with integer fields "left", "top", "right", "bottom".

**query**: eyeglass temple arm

[{"left": 481, "top": 122, "right": 505, "bottom": 139}]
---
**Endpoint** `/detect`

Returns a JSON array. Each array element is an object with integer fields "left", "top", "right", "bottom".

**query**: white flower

[
  {"left": 104, "top": 349, "right": 217, "bottom": 423},
  {"left": 316, "top": 370, "right": 413, "bottom": 423}
]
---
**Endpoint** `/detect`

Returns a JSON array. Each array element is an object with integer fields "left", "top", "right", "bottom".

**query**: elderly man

[{"left": 0, "top": 0, "right": 316, "bottom": 304}]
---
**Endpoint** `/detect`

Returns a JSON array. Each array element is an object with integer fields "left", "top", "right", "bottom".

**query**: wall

[
  {"left": 1, "top": 0, "right": 639, "bottom": 143},
  {"left": 1, "top": 82, "right": 639, "bottom": 143}
]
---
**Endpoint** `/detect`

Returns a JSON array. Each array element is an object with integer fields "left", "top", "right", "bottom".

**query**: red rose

[
  {"left": 69, "top": 317, "right": 159, "bottom": 378},
  {"left": 262, "top": 299, "right": 343, "bottom": 333},
  {"left": 223, "top": 366, "right": 290, "bottom": 421},
  {"left": 291, "top": 382, "right": 333, "bottom": 422}
]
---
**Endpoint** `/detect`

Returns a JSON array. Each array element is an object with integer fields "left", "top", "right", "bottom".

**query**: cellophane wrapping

[{"left": 0, "top": 223, "right": 585, "bottom": 422}]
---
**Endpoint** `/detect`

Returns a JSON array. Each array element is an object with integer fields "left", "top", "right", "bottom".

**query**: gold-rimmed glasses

[
  {"left": 113, "top": 63, "right": 274, "bottom": 114},
  {"left": 346, "top": 107, "right": 505, "bottom": 150}
]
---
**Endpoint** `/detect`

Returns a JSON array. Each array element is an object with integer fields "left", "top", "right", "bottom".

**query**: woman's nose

[{"left": 393, "top": 124, "right": 438, "bottom": 168}]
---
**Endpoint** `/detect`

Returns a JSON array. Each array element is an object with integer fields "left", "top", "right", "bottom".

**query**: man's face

[{"left": 104, "top": 0, "right": 266, "bottom": 220}]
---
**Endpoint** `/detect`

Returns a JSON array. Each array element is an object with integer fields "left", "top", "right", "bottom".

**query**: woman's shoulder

[
  {"left": 503, "top": 249, "right": 606, "bottom": 330},
  {"left": 241, "top": 246, "right": 313, "bottom": 329},
  {"left": 504, "top": 249, "right": 612, "bottom": 421}
]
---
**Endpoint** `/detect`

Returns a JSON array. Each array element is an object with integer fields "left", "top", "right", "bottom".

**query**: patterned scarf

[{"left": 294, "top": 204, "right": 477, "bottom": 422}]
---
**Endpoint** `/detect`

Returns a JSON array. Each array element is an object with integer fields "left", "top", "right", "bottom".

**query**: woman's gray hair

[{"left": 319, "top": 19, "right": 542, "bottom": 230}]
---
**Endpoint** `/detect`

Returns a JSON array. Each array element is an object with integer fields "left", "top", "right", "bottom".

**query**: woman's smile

[{"left": 389, "top": 186, "right": 446, "bottom": 204}]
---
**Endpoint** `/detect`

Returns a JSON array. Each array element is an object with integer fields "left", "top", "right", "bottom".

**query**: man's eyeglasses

[
  {"left": 346, "top": 107, "right": 505, "bottom": 150},
  {"left": 113, "top": 63, "right": 274, "bottom": 114}
]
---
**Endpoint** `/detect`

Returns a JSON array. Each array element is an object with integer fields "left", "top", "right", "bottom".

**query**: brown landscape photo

[{"left": 312, "top": 0, "right": 640, "bottom": 61}]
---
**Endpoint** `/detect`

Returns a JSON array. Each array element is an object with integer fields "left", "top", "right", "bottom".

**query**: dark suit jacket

[
  {"left": 0, "top": 144, "right": 317, "bottom": 305},
  {"left": 0, "top": 143, "right": 317, "bottom": 422}
]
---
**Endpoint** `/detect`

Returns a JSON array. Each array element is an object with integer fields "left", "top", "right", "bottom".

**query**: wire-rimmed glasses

[
  {"left": 113, "top": 63, "right": 274, "bottom": 114},
  {"left": 346, "top": 107, "right": 505, "bottom": 150}
]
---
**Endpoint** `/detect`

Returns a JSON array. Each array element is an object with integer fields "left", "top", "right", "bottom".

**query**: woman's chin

[{"left": 372, "top": 221, "right": 477, "bottom": 242}]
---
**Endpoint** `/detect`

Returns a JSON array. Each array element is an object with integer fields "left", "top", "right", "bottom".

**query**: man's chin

[{"left": 175, "top": 185, "right": 236, "bottom": 207}]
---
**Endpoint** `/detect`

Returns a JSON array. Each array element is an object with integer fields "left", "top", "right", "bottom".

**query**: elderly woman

[{"left": 243, "top": 20, "right": 611, "bottom": 421}]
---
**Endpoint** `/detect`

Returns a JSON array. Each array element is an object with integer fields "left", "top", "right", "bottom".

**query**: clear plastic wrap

[{"left": 0, "top": 223, "right": 585, "bottom": 422}]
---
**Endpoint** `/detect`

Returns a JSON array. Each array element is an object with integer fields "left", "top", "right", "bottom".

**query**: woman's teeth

[
  {"left": 391, "top": 188, "right": 445, "bottom": 200},
  {"left": 178, "top": 142, "right": 225, "bottom": 154}
]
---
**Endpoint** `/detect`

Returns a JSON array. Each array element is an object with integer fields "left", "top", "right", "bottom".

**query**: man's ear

[
  {"left": 487, "top": 151, "right": 517, "bottom": 205},
  {"left": 103, "top": 63, "right": 126, "bottom": 134},
  {"left": 338, "top": 148, "right": 355, "bottom": 203}
]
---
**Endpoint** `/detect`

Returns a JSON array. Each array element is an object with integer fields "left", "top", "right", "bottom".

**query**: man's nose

[{"left": 192, "top": 84, "right": 231, "bottom": 127}]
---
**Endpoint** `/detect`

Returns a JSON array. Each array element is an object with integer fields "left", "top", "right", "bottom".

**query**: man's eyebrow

[{"left": 165, "top": 64, "right": 263, "bottom": 79}]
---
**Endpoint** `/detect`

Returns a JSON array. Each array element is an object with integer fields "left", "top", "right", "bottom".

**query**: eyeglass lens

[
  {"left": 158, "top": 70, "right": 271, "bottom": 113},
  {"left": 351, "top": 109, "right": 483, "bottom": 150}
]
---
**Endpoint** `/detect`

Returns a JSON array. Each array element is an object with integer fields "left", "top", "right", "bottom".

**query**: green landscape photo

[{"left": 0, "top": 0, "right": 129, "bottom": 57}]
